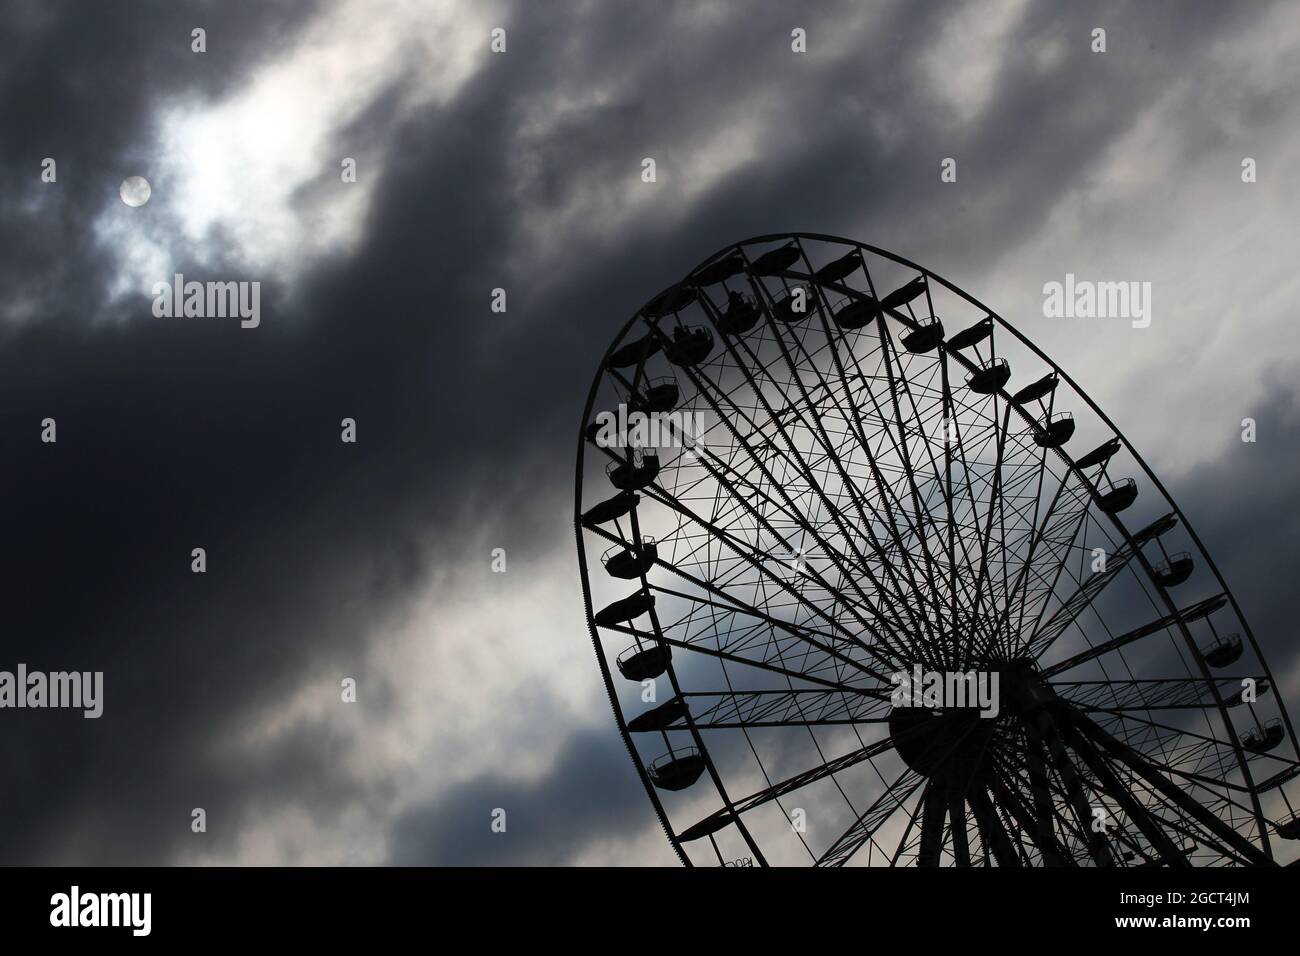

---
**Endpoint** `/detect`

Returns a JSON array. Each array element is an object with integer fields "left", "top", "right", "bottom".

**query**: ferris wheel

[{"left": 574, "top": 233, "right": 1300, "bottom": 866}]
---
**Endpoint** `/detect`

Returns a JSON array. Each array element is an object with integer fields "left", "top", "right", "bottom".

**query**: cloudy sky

[{"left": 2, "top": 0, "right": 1300, "bottom": 865}]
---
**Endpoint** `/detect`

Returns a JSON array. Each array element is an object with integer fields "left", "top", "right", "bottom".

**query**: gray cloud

[
  {"left": 1, "top": 0, "right": 1298, "bottom": 866},
  {"left": 387, "top": 727, "right": 662, "bottom": 866}
]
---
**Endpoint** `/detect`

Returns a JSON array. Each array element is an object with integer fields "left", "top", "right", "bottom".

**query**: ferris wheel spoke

[
  {"left": 935, "top": 333, "right": 1028, "bottom": 653},
  {"left": 674, "top": 308, "right": 930, "bottom": 667},
  {"left": 875, "top": 293, "right": 1021, "bottom": 656},
  {"left": 1023, "top": 512, "right": 1184, "bottom": 659},
  {"left": 816, "top": 770, "right": 925, "bottom": 867},
  {"left": 652, "top": 583, "right": 872, "bottom": 690},
  {"left": 949, "top": 425, "right": 1047, "bottom": 660},
  {"left": 947, "top": 795, "right": 975, "bottom": 868},
  {"left": 1018, "top": 728, "right": 1079, "bottom": 864},
  {"left": 631, "top": 460, "right": 909, "bottom": 672},
  {"left": 651, "top": 580, "right": 873, "bottom": 653},
  {"left": 595, "top": 593, "right": 875, "bottom": 689},
  {"left": 608, "top": 608, "right": 864, "bottom": 694},
  {"left": 702, "top": 325, "right": 946, "bottom": 671},
  {"left": 948, "top": 790, "right": 973, "bottom": 865},
  {"left": 818, "top": 706, "right": 995, "bottom": 867},
  {"left": 1081, "top": 706, "right": 1254, "bottom": 786},
  {"left": 967, "top": 785, "right": 1024, "bottom": 866},
  {"left": 855, "top": 320, "right": 959, "bottom": 627},
  {"left": 792, "top": 288, "right": 957, "bottom": 657},
  {"left": 1064, "top": 697, "right": 1205, "bottom": 781},
  {"left": 932, "top": 361, "right": 1016, "bottom": 656},
  {"left": 660, "top": 509, "right": 909, "bottom": 678},
  {"left": 1064, "top": 710, "right": 1273, "bottom": 865},
  {"left": 1023, "top": 520, "right": 1182, "bottom": 660},
  {"left": 988, "top": 762, "right": 1077, "bottom": 865},
  {"left": 906, "top": 355, "right": 968, "bottom": 627},
  {"left": 964, "top": 434, "right": 1059, "bottom": 659},
  {"left": 628, "top": 624, "right": 880, "bottom": 690},
  {"left": 664, "top": 688, "right": 893, "bottom": 730},
  {"left": 1057, "top": 676, "right": 1265, "bottom": 712},
  {"left": 994, "top": 737, "right": 1086, "bottom": 865},
  {"left": 653, "top": 607, "right": 879, "bottom": 689},
  {"left": 850, "top": 266, "right": 958, "bottom": 598},
  {"left": 730, "top": 275, "right": 947, "bottom": 662},
  {"left": 589, "top": 491, "right": 890, "bottom": 682},
  {"left": 1020, "top": 713, "right": 1117, "bottom": 865},
  {"left": 586, "top": 507, "right": 861, "bottom": 648},
  {"left": 1080, "top": 715, "right": 1287, "bottom": 832},
  {"left": 879, "top": 786, "right": 926, "bottom": 866},
  {"left": 1138, "top": 723, "right": 1300, "bottom": 801},
  {"left": 675, "top": 733, "right": 901, "bottom": 844},
  {"left": 989, "top": 461, "right": 1094, "bottom": 654},
  {"left": 646, "top": 512, "right": 868, "bottom": 634},
  {"left": 811, "top": 343, "right": 961, "bottom": 656},
  {"left": 962, "top": 400, "right": 1014, "bottom": 652},
  {"left": 1067, "top": 735, "right": 1256, "bottom": 867},
  {"left": 1039, "top": 594, "right": 1229, "bottom": 678},
  {"left": 877, "top": 338, "right": 991, "bottom": 662},
  {"left": 865, "top": 316, "right": 958, "bottom": 653},
  {"left": 915, "top": 783, "right": 950, "bottom": 866},
  {"left": 1000, "top": 440, "right": 1055, "bottom": 647},
  {"left": 734, "top": 248, "right": 952, "bottom": 662}
]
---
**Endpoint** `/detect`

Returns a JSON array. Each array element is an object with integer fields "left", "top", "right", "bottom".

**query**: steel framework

[{"left": 575, "top": 233, "right": 1300, "bottom": 866}]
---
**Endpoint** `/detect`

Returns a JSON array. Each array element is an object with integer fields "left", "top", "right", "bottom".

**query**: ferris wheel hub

[
  {"left": 887, "top": 661, "right": 1053, "bottom": 784},
  {"left": 888, "top": 706, "right": 999, "bottom": 784}
]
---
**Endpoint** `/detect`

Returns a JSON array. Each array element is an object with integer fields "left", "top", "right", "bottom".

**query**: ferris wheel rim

[{"left": 575, "top": 232, "right": 1295, "bottom": 865}]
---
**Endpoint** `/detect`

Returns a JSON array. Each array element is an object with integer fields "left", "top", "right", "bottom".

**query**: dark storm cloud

[
  {"left": 387, "top": 727, "right": 656, "bottom": 865},
  {"left": 0, "top": 0, "right": 320, "bottom": 331},
  {"left": 485, "top": 0, "right": 1268, "bottom": 290},
  {"left": 368, "top": 0, "right": 1300, "bottom": 864},
  {"left": 1165, "top": 386, "right": 1300, "bottom": 672},
  {"left": 0, "top": 0, "right": 1296, "bottom": 866}
]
